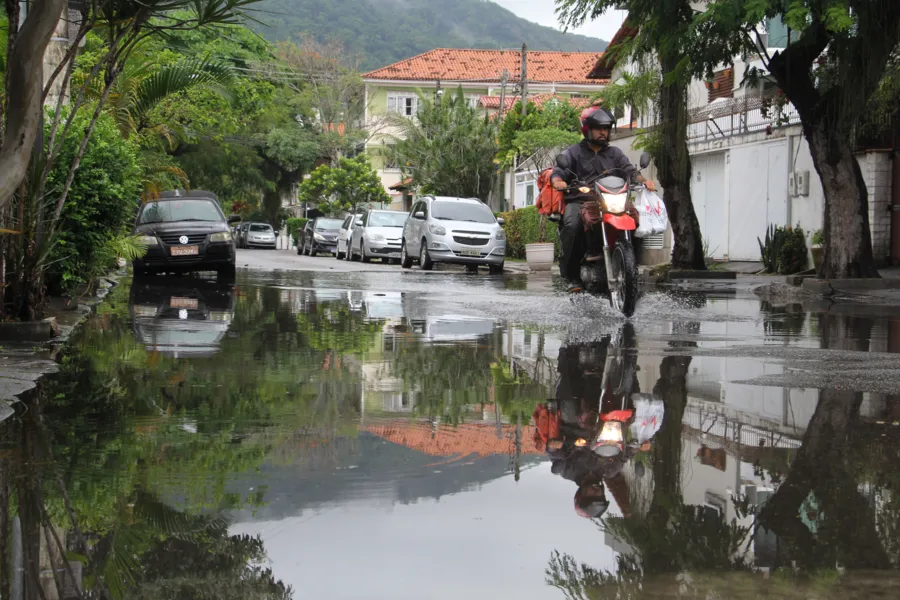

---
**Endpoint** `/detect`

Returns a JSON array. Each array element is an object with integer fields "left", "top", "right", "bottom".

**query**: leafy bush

[
  {"left": 286, "top": 217, "right": 308, "bottom": 245},
  {"left": 45, "top": 112, "right": 142, "bottom": 294},
  {"left": 812, "top": 228, "right": 824, "bottom": 246},
  {"left": 758, "top": 224, "right": 808, "bottom": 274},
  {"left": 498, "top": 206, "right": 561, "bottom": 260}
]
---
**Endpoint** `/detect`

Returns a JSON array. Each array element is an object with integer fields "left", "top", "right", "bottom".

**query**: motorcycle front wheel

[{"left": 609, "top": 239, "right": 639, "bottom": 317}]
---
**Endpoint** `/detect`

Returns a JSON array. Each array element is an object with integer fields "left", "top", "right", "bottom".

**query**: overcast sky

[{"left": 492, "top": 0, "right": 627, "bottom": 43}]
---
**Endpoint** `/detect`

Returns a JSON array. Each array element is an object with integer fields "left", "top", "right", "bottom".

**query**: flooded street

[{"left": 4, "top": 263, "right": 900, "bottom": 599}]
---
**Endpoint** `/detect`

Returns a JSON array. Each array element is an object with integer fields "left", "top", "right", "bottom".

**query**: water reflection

[
  {"left": 130, "top": 278, "right": 235, "bottom": 356},
  {"left": 2, "top": 278, "right": 900, "bottom": 598}
]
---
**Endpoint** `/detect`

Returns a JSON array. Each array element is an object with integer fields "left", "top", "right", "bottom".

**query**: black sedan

[{"left": 132, "top": 190, "right": 239, "bottom": 280}]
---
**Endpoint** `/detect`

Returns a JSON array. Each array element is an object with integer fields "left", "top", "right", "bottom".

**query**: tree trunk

[
  {"left": 0, "top": 0, "right": 67, "bottom": 213},
  {"left": 656, "top": 54, "right": 705, "bottom": 270},
  {"left": 806, "top": 124, "right": 880, "bottom": 278}
]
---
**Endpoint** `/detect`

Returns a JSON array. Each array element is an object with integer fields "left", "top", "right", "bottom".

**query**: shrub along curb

[{"left": 498, "top": 206, "right": 561, "bottom": 260}]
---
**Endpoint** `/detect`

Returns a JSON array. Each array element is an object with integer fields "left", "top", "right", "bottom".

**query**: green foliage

[
  {"left": 758, "top": 224, "right": 807, "bottom": 274},
  {"left": 386, "top": 87, "right": 499, "bottom": 199},
  {"left": 498, "top": 206, "right": 561, "bottom": 260},
  {"left": 497, "top": 98, "right": 582, "bottom": 168},
  {"left": 253, "top": 0, "right": 607, "bottom": 71},
  {"left": 285, "top": 217, "right": 308, "bottom": 245},
  {"left": 298, "top": 155, "right": 388, "bottom": 213},
  {"left": 598, "top": 70, "right": 659, "bottom": 124},
  {"left": 812, "top": 228, "right": 825, "bottom": 246},
  {"left": 45, "top": 112, "right": 143, "bottom": 294}
]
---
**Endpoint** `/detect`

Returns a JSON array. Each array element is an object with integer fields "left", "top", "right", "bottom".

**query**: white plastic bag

[
  {"left": 634, "top": 189, "right": 655, "bottom": 238},
  {"left": 630, "top": 394, "right": 664, "bottom": 443}
]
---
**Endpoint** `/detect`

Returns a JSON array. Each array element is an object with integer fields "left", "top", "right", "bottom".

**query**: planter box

[
  {"left": 811, "top": 246, "right": 824, "bottom": 271},
  {"left": 525, "top": 242, "right": 555, "bottom": 272},
  {"left": 0, "top": 317, "right": 60, "bottom": 342}
]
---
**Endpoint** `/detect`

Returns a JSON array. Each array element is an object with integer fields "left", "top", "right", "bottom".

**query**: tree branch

[{"left": 0, "top": 0, "right": 68, "bottom": 213}]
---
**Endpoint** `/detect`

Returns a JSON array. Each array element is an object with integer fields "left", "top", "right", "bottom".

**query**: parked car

[
  {"left": 350, "top": 209, "right": 407, "bottom": 263},
  {"left": 236, "top": 221, "right": 251, "bottom": 248},
  {"left": 401, "top": 196, "right": 505, "bottom": 273},
  {"left": 242, "top": 222, "right": 277, "bottom": 249},
  {"left": 299, "top": 217, "right": 343, "bottom": 256},
  {"left": 132, "top": 189, "right": 239, "bottom": 280},
  {"left": 336, "top": 213, "right": 363, "bottom": 260}
]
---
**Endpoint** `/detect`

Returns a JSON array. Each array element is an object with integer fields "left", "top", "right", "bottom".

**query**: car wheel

[
  {"left": 489, "top": 263, "right": 504, "bottom": 275},
  {"left": 297, "top": 240, "right": 303, "bottom": 255},
  {"left": 419, "top": 239, "right": 434, "bottom": 271},
  {"left": 361, "top": 242, "right": 372, "bottom": 263},
  {"left": 309, "top": 242, "right": 317, "bottom": 257},
  {"left": 400, "top": 242, "right": 413, "bottom": 269}
]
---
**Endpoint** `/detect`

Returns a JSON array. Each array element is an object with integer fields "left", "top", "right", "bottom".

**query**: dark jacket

[{"left": 551, "top": 140, "right": 637, "bottom": 203}]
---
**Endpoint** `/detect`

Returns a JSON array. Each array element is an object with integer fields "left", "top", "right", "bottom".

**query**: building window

[
  {"left": 387, "top": 93, "right": 418, "bottom": 116},
  {"left": 707, "top": 68, "right": 735, "bottom": 103},
  {"left": 465, "top": 94, "right": 482, "bottom": 109},
  {"left": 525, "top": 183, "right": 535, "bottom": 206}
]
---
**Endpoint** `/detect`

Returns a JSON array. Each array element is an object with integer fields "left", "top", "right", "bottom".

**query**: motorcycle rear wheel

[{"left": 609, "top": 239, "right": 639, "bottom": 317}]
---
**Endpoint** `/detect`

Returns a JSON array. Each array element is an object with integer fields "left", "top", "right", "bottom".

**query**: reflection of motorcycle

[
  {"left": 534, "top": 324, "right": 662, "bottom": 518},
  {"left": 551, "top": 153, "right": 651, "bottom": 317},
  {"left": 129, "top": 278, "right": 235, "bottom": 356}
]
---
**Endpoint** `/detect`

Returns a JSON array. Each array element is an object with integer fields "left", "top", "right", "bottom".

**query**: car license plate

[
  {"left": 170, "top": 245, "right": 198, "bottom": 256},
  {"left": 459, "top": 250, "right": 481, "bottom": 257},
  {"left": 170, "top": 297, "right": 198, "bottom": 309}
]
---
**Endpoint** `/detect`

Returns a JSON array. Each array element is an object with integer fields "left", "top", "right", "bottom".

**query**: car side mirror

[
  {"left": 414, "top": 211, "right": 425, "bottom": 220},
  {"left": 228, "top": 215, "right": 241, "bottom": 224},
  {"left": 496, "top": 217, "right": 505, "bottom": 225},
  {"left": 355, "top": 219, "right": 364, "bottom": 226},
  {"left": 639, "top": 152, "right": 651, "bottom": 169}
]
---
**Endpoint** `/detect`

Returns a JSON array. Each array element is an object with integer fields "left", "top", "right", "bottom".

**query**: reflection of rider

[
  {"left": 550, "top": 105, "right": 657, "bottom": 293},
  {"left": 533, "top": 338, "right": 641, "bottom": 519}
]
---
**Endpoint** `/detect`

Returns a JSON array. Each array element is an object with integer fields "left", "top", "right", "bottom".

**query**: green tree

[
  {"left": 386, "top": 87, "right": 499, "bottom": 200},
  {"left": 557, "top": 0, "right": 707, "bottom": 270},
  {"left": 597, "top": 71, "right": 659, "bottom": 128},
  {"left": 496, "top": 98, "right": 582, "bottom": 169},
  {"left": 698, "top": 0, "right": 900, "bottom": 278},
  {"left": 298, "top": 155, "right": 389, "bottom": 214}
]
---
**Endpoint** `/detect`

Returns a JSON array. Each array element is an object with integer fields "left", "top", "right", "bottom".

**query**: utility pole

[
  {"left": 520, "top": 43, "right": 528, "bottom": 118},
  {"left": 498, "top": 69, "right": 509, "bottom": 120},
  {"left": 435, "top": 79, "right": 443, "bottom": 109}
]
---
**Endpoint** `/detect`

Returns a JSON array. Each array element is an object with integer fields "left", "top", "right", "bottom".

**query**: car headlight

[
  {"left": 429, "top": 224, "right": 447, "bottom": 236},
  {"left": 368, "top": 233, "right": 385, "bottom": 242},
  {"left": 210, "top": 231, "right": 232, "bottom": 242},
  {"left": 603, "top": 194, "right": 628, "bottom": 214},
  {"left": 135, "top": 234, "right": 158, "bottom": 246},
  {"left": 314, "top": 233, "right": 326, "bottom": 242},
  {"left": 495, "top": 229, "right": 506, "bottom": 241}
]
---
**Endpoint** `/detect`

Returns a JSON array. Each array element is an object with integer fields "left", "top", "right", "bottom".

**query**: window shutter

[
  {"left": 409, "top": 96, "right": 418, "bottom": 116},
  {"left": 387, "top": 95, "right": 397, "bottom": 113}
]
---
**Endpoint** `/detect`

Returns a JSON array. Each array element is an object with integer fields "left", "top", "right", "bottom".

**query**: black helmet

[
  {"left": 574, "top": 482, "right": 609, "bottom": 519},
  {"left": 580, "top": 106, "right": 615, "bottom": 136}
]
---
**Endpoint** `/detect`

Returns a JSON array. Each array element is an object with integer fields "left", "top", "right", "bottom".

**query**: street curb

[
  {"left": 801, "top": 278, "right": 900, "bottom": 295},
  {"left": 669, "top": 270, "right": 737, "bottom": 280}
]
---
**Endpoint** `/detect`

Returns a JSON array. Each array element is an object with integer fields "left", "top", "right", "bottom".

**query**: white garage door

[
  {"left": 691, "top": 153, "right": 728, "bottom": 260},
  {"left": 728, "top": 142, "right": 789, "bottom": 260}
]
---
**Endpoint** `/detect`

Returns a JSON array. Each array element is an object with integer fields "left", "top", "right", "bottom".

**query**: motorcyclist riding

[{"left": 550, "top": 105, "right": 657, "bottom": 293}]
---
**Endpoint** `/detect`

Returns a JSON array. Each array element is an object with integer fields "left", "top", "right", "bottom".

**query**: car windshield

[
  {"left": 138, "top": 200, "right": 222, "bottom": 224},
  {"left": 316, "top": 219, "right": 343, "bottom": 231},
  {"left": 431, "top": 201, "right": 495, "bottom": 224},
  {"left": 368, "top": 212, "right": 407, "bottom": 227},
  {"left": 250, "top": 224, "right": 272, "bottom": 232}
]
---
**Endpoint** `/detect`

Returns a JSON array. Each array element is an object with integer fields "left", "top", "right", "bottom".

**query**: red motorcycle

[{"left": 551, "top": 153, "right": 651, "bottom": 318}]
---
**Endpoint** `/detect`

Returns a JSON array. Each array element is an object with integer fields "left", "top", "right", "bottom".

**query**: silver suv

[{"left": 400, "top": 196, "right": 506, "bottom": 273}]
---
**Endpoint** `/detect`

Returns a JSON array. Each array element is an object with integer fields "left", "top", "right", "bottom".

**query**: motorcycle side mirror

[{"left": 639, "top": 152, "right": 651, "bottom": 169}]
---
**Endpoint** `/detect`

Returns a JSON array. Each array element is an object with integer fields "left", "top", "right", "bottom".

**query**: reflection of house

[
  {"left": 363, "top": 421, "right": 540, "bottom": 463},
  {"left": 362, "top": 49, "right": 608, "bottom": 211}
]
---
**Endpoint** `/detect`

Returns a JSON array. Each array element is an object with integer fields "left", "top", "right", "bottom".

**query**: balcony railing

[{"left": 687, "top": 92, "right": 801, "bottom": 142}]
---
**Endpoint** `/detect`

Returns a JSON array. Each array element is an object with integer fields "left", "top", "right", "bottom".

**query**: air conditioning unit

[{"left": 796, "top": 170, "right": 810, "bottom": 196}]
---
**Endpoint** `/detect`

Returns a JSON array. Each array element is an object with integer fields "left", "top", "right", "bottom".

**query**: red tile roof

[
  {"left": 363, "top": 421, "right": 542, "bottom": 461},
  {"left": 363, "top": 49, "right": 608, "bottom": 85},
  {"left": 479, "top": 93, "right": 593, "bottom": 111},
  {"left": 587, "top": 21, "right": 638, "bottom": 80}
]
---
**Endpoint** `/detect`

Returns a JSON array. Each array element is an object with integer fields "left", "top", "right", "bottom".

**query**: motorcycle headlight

[
  {"left": 593, "top": 421, "right": 625, "bottom": 457},
  {"left": 603, "top": 194, "right": 628, "bottom": 214},
  {"left": 135, "top": 234, "right": 158, "bottom": 246},
  {"left": 368, "top": 233, "right": 385, "bottom": 242},
  {"left": 429, "top": 224, "right": 447, "bottom": 236},
  {"left": 495, "top": 229, "right": 506, "bottom": 241},
  {"left": 313, "top": 233, "right": 326, "bottom": 242},
  {"left": 210, "top": 231, "right": 232, "bottom": 242}
]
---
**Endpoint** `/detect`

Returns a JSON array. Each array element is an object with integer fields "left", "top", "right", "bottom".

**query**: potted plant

[
  {"left": 526, "top": 214, "right": 555, "bottom": 271},
  {"left": 810, "top": 228, "right": 824, "bottom": 271}
]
